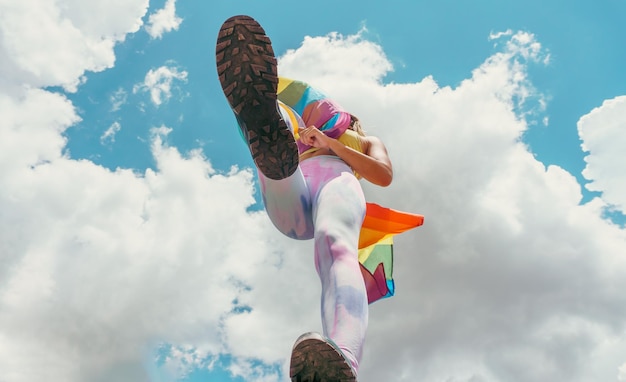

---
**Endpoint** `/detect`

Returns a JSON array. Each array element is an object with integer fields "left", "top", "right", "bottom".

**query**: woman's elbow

[
  {"left": 378, "top": 175, "right": 393, "bottom": 187},
  {"left": 374, "top": 169, "right": 393, "bottom": 187}
]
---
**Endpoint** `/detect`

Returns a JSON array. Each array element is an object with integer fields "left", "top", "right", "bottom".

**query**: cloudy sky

[{"left": 1, "top": 0, "right": 625, "bottom": 381}]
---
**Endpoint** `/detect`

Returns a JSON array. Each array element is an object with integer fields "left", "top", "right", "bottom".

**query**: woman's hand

[
  {"left": 298, "top": 126, "right": 332, "bottom": 149},
  {"left": 299, "top": 125, "right": 393, "bottom": 187}
]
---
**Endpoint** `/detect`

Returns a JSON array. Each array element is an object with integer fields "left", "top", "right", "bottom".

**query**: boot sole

[
  {"left": 290, "top": 333, "right": 357, "bottom": 382},
  {"left": 216, "top": 15, "right": 298, "bottom": 180}
]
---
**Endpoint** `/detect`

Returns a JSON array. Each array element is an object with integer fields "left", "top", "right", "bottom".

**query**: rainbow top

[{"left": 277, "top": 77, "right": 352, "bottom": 154}]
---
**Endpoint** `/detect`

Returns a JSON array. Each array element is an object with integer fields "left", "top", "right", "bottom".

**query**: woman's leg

[
  {"left": 301, "top": 156, "right": 368, "bottom": 373},
  {"left": 217, "top": 14, "right": 366, "bottom": 380},
  {"left": 258, "top": 170, "right": 314, "bottom": 240},
  {"left": 257, "top": 102, "right": 316, "bottom": 240}
]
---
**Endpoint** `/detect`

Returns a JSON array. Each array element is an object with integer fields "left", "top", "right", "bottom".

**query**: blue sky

[
  {"left": 1, "top": 1, "right": 626, "bottom": 382},
  {"left": 65, "top": 0, "right": 626, "bottom": 206}
]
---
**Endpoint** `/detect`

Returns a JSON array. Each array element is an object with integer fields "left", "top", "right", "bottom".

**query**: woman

[{"left": 217, "top": 15, "right": 399, "bottom": 382}]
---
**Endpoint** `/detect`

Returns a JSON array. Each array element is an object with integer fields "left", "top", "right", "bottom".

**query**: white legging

[{"left": 257, "top": 108, "right": 368, "bottom": 372}]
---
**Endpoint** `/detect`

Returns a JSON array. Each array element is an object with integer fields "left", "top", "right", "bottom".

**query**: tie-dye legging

[{"left": 255, "top": 106, "right": 368, "bottom": 372}]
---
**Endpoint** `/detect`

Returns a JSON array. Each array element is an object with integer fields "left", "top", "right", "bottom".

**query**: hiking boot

[
  {"left": 216, "top": 15, "right": 298, "bottom": 180},
  {"left": 289, "top": 332, "right": 357, "bottom": 382}
]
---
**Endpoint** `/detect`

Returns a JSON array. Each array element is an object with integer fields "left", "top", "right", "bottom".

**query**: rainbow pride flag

[{"left": 359, "top": 203, "right": 424, "bottom": 304}]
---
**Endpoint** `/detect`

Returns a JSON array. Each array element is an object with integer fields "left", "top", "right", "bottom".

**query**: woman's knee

[
  {"left": 314, "top": 226, "right": 357, "bottom": 260},
  {"left": 266, "top": 210, "right": 314, "bottom": 240}
]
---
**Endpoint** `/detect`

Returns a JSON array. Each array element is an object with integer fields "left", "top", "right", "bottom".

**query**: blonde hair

[{"left": 350, "top": 114, "right": 366, "bottom": 136}]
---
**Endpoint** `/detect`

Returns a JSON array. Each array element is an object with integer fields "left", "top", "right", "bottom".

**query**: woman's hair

[{"left": 349, "top": 114, "right": 366, "bottom": 136}]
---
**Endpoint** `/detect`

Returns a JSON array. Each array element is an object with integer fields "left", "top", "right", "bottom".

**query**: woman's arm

[{"left": 298, "top": 126, "right": 393, "bottom": 187}]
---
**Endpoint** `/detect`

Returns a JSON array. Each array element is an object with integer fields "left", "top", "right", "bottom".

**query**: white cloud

[
  {"left": 0, "top": 105, "right": 288, "bottom": 381},
  {"left": 1, "top": 3, "right": 626, "bottom": 382},
  {"left": 100, "top": 121, "right": 122, "bottom": 144},
  {"left": 134, "top": 65, "right": 188, "bottom": 106},
  {"left": 489, "top": 29, "right": 513, "bottom": 40},
  {"left": 0, "top": 0, "right": 148, "bottom": 92},
  {"left": 145, "top": 0, "right": 183, "bottom": 39},
  {"left": 578, "top": 95, "right": 626, "bottom": 213},
  {"left": 279, "top": 28, "right": 393, "bottom": 88},
  {"left": 110, "top": 87, "right": 128, "bottom": 112},
  {"left": 271, "top": 30, "right": 626, "bottom": 382},
  {"left": 620, "top": 363, "right": 626, "bottom": 381}
]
